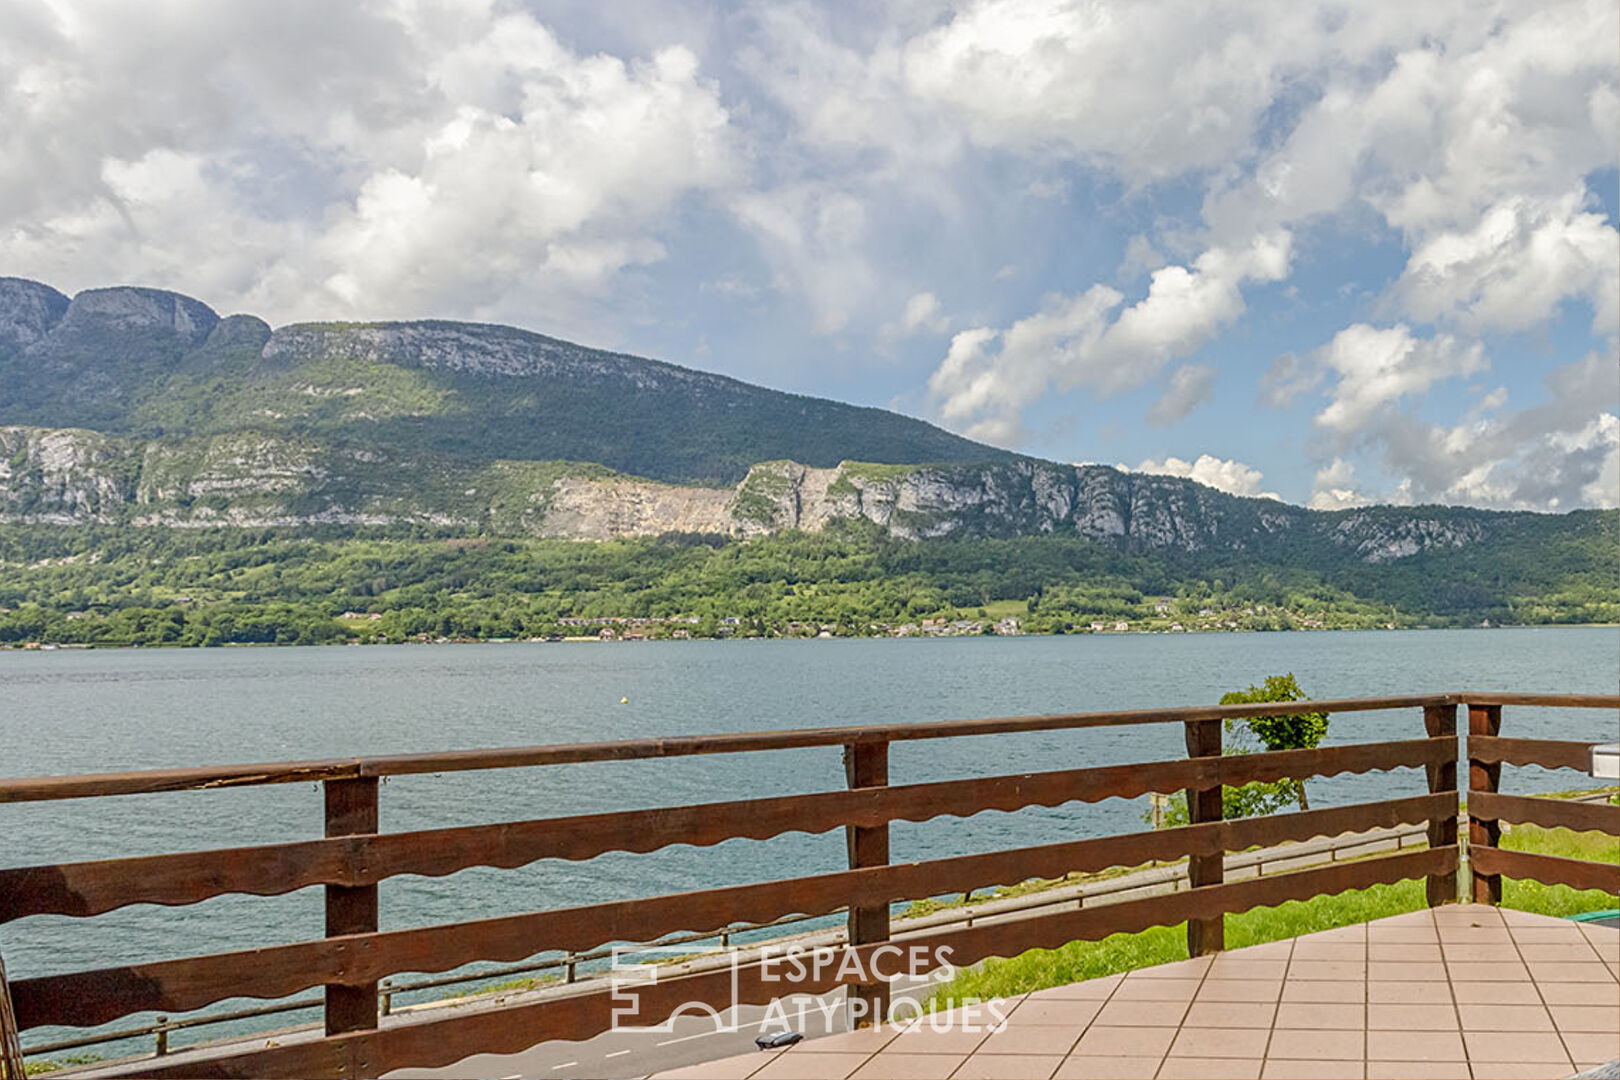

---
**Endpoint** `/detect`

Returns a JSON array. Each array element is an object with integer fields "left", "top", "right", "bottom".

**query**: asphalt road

[{"left": 385, "top": 976, "right": 936, "bottom": 1080}]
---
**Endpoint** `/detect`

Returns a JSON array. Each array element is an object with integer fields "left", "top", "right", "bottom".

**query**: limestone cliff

[{"left": 0, "top": 430, "right": 1515, "bottom": 564}]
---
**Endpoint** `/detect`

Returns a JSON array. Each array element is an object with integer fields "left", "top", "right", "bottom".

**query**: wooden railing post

[
  {"left": 843, "top": 740, "right": 890, "bottom": 1027},
  {"left": 324, "top": 776, "right": 380, "bottom": 1037},
  {"left": 1467, "top": 705, "right": 1503, "bottom": 905},
  {"left": 0, "top": 949, "right": 24, "bottom": 1080},
  {"left": 1183, "top": 719, "right": 1224, "bottom": 955},
  {"left": 1423, "top": 704, "right": 1459, "bottom": 906}
]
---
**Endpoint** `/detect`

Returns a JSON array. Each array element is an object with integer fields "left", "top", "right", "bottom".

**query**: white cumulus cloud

[
  {"left": 928, "top": 232, "right": 1290, "bottom": 444},
  {"left": 1133, "top": 455, "right": 1280, "bottom": 500}
]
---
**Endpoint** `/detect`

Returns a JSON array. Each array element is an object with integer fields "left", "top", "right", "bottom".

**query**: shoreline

[{"left": 4, "top": 621, "right": 1616, "bottom": 653}]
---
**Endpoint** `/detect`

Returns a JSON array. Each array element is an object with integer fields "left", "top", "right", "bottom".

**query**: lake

[{"left": 3, "top": 628, "right": 1616, "bottom": 1055}]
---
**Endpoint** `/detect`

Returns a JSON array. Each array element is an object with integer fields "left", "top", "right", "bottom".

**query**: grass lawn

[{"left": 929, "top": 822, "right": 1619, "bottom": 1009}]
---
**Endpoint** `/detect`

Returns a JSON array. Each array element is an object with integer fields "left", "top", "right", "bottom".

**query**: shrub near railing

[{"left": 0, "top": 692, "right": 1615, "bottom": 1079}]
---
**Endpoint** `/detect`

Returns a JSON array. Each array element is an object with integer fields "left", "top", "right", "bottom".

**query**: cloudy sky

[{"left": 3, "top": 0, "right": 1617, "bottom": 510}]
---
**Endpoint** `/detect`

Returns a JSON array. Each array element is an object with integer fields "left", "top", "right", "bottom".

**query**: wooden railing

[{"left": 0, "top": 691, "right": 1615, "bottom": 1079}]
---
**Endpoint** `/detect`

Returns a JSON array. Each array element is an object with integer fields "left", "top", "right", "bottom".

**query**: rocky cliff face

[
  {"left": 0, "top": 426, "right": 130, "bottom": 523},
  {"left": 0, "top": 430, "right": 1503, "bottom": 564},
  {"left": 0, "top": 278, "right": 69, "bottom": 354},
  {"left": 729, "top": 459, "right": 1308, "bottom": 551}
]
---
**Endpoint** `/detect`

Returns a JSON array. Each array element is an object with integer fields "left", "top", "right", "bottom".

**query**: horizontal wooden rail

[
  {"left": 1, "top": 739, "right": 1449, "bottom": 923},
  {"left": 106, "top": 846, "right": 1458, "bottom": 1080},
  {"left": 0, "top": 695, "right": 1468, "bottom": 804},
  {"left": 1467, "top": 736, "right": 1595, "bottom": 772},
  {"left": 1469, "top": 792, "right": 1620, "bottom": 836},
  {"left": 10, "top": 793, "right": 1453, "bottom": 1030},
  {"left": 1470, "top": 847, "right": 1620, "bottom": 894},
  {"left": 1453, "top": 693, "right": 1620, "bottom": 709}
]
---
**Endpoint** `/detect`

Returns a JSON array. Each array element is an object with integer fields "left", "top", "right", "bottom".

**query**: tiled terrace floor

[{"left": 649, "top": 906, "right": 1619, "bottom": 1080}]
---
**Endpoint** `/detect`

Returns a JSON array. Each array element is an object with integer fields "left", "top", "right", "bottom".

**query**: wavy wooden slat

[
  {"left": 103, "top": 846, "right": 1458, "bottom": 1080},
  {"left": 1467, "top": 736, "right": 1592, "bottom": 771},
  {"left": 1469, "top": 792, "right": 1620, "bottom": 837},
  {"left": 1, "top": 739, "right": 1449, "bottom": 924},
  {"left": 10, "top": 793, "right": 1453, "bottom": 1030},
  {"left": 0, "top": 695, "right": 1465, "bottom": 804},
  {"left": 1470, "top": 847, "right": 1620, "bottom": 893}
]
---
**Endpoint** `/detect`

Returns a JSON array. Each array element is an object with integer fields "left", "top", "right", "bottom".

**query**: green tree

[
  {"left": 1150, "top": 673, "right": 1329, "bottom": 828},
  {"left": 1221, "top": 673, "right": 1329, "bottom": 810}
]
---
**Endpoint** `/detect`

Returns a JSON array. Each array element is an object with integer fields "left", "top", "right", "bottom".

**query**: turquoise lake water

[{"left": 2, "top": 628, "right": 1616, "bottom": 1054}]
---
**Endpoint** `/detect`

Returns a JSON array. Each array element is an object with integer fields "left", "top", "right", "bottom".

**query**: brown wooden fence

[{"left": 0, "top": 691, "right": 1615, "bottom": 1079}]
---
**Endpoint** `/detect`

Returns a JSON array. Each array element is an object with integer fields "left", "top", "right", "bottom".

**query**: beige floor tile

[
  {"left": 1193, "top": 979, "right": 1283, "bottom": 1003},
  {"left": 1182, "top": 1000, "right": 1277, "bottom": 1028},
  {"left": 1273, "top": 1001, "right": 1365, "bottom": 1029},
  {"left": 650, "top": 1049, "right": 780, "bottom": 1078},
  {"left": 1285, "top": 959, "right": 1367, "bottom": 981},
  {"left": 1367, "top": 926, "right": 1440, "bottom": 944},
  {"left": 1559, "top": 1030, "right": 1620, "bottom": 1063},
  {"left": 1460, "top": 1031, "right": 1572, "bottom": 1064},
  {"left": 1072, "top": 1027, "right": 1178, "bottom": 1057},
  {"left": 1585, "top": 939, "right": 1620, "bottom": 962},
  {"left": 1264, "top": 1029, "right": 1363, "bottom": 1061},
  {"left": 1156, "top": 1058, "right": 1260, "bottom": 1079},
  {"left": 1309, "top": 925, "right": 1369, "bottom": 942},
  {"left": 1289, "top": 942, "right": 1366, "bottom": 963},
  {"left": 1365, "top": 1002, "right": 1458, "bottom": 1030},
  {"left": 885, "top": 1027, "right": 990, "bottom": 1055},
  {"left": 1166, "top": 1025, "right": 1270, "bottom": 1059},
  {"left": 1028, "top": 975, "right": 1125, "bottom": 1001},
  {"left": 1282, "top": 980, "right": 1365, "bottom": 1003},
  {"left": 1109, "top": 979, "right": 1203, "bottom": 1003},
  {"left": 1518, "top": 942, "right": 1603, "bottom": 963},
  {"left": 1443, "top": 961, "right": 1529, "bottom": 982},
  {"left": 1225, "top": 941, "right": 1294, "bottom": 960},
  {"left": 753, "top": 1050, "right": 871, "bottom": 1079},
  {"left": 976, "top": 1025, "right": 1083, "bottom": 1056},
  {"left": 1009, "top": 1000, "right": 1104, "bottom": 1027},
  {"left": 1093, "top": 999, "right": 1189, "bottom": 1027},
  {"left": 949, "top": 1053, "right": 1065, "bottom": 1080},
  {"left": 1367, "top": 961, "right": 1448, "bottom": 981},
  {"left": 1367, "top": 942, "right": 1441, "bottom": 962},
  {"left": 1498, "top": 909, "right": 1562, "bottom": 926},
  {"left": 1436, "top": 932, "right": 1515, "bottom": 949},
  {"left": 1526, "top": 961, "right": 1616, "bottom": 983},
  {"left": 1368, "top": 909, "right": 1435, "bottom": 927},
  {"left": 798, "top": 1028, "right": 901, "bottom": 1053},
  {"left": 1366, "top": 980, "right": 1451, "bottom": 1003},
  {"left": 1439, "top": 943, "right": 1521, "bottom": 962},
  {"left": 848, "top": 1053, "right": 965, "bottom": 1079},
  {"left": 1051, "top": 1054, "right": 1164, "bottom": 1079},
  {"left": 1550, "top": 1004, "right": 1620, "bottom": 1032},
  {"left": 1538, "top": 981, "right": 1620, "bottom": 1006},
  {"left": 1448, "top": 981, "right": 1541, "bottom": 1004},
  {"left": 1364, "top": 1029, "right": 1466, "bottom": 1061},
  {"left": 1432, "top": 908, "right": 1502, "bottom": 927},
  {"left": 1508, "top": 926, "right": 1589, "bottom": 944},
  {"left": 1578, "top": 926, "right": 1620, "bottom": 955},
  {"left": 1208, "top": 959, "right": 1289, "bottom": 981},
  {"left": 1467, "top": 1064, "right": 1574, "bottom": 1080},
  {"left": 1455, "top": 1003, "right": 1554, "bottom": 1031},
  {"left": 1129, "top": 956, "right": 1212, "bottom": 979},
  {"left": 1364, "top": 1062, "right": 1469, "bottom": 1079},
  {"left": 1260, "top": 1060, "right": 1363, "bottom": 1079}
]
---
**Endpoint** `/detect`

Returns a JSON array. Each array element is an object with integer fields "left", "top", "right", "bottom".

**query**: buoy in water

[{"left": 620, "top": 696, "right": 630, "bottom": 704}]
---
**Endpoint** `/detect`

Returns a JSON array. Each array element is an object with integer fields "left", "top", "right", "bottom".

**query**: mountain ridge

[
  {"left": 0, "top": 277, "right": 1012, "bottom": 485},
  {"left": 0, "top": 278, "right": 1611, "bottom": 573}
]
